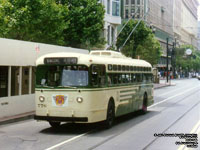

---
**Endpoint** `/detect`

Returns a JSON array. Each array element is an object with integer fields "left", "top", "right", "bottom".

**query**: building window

[
  {"left": 11, "top": 66, "right": 19, "bottom": 96},
  {"left": 137, "top": 0, "right": 140, "bottom": 5},
  {"left": 131, "top": 8, "right": 135, "bottom": 16},
  {"left": 112, "top": 0, "right": 120, "bottom": 16},
  {"left": 0, "top": 66, "right": 8, "bottom": 97},
  {"left": 131, "top": 0, "right": 135, "bottom": 4},
  {"left": 107, "top": 0, "right": 110, "bottom": 14},
  {"left": 125, "top": 9, "right": 129, "bottom": 18},
  {"left": 107, "top": 25, "right": 111, "bottom": 45},
  {"left": 137, "top": 7, "right": 140, "bottom": 18},
  {"left": 31, "top": 67, "right": 36, "bottom": 94},
  {"left": 126, "top": 0, "right": 129, "bottom": 5},
  {"left": 111, "top": 27, "right": 115, "bottom": 44},
  {"left": 22, "top": 67, "right": 29, "bottom": 95},
  {"left": 138, "top": 7, "right": 140, "bottom": 13}
]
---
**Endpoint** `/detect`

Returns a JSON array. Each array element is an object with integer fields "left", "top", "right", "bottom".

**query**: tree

[
  {"left": 175, "top": 45, "right": 200, "bottom": 74},
  {"left": 116, "top": 20, "right": 161, "bottom": 66},
  {"left": 58, "top": 0, "right": 105, "bottom": 48},
  {"left": 0, "top": 0, "right": 69, "bottom": 45}
]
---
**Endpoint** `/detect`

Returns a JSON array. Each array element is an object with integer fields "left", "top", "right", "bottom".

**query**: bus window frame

[
  {"left": 90, "top": 64, "right": 106, "bottom": 88},
  {"left": 36, "top": 64, "right": 89, "bottom": 88}
]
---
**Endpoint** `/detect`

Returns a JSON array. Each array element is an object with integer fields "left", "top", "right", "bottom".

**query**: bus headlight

[
  {"left": 76, "top": 97, "right": 83, "bottom": 103},
  {"left": 39, "top": 96, "right": 45, "bottom": 102}
]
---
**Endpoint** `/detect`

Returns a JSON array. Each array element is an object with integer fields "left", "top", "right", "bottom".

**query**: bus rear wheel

[
  {"left": 104, "top": 100, "right": 115, "bottom": 129},
  {"left": 142, "top": 93, "right": 148, "bottom": 114},
  {"left": 49, "top": 121, "right": 61, "bottom": 128}
]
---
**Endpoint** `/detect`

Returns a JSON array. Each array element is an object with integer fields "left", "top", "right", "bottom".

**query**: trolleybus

[{"left": 34, "top": 50, "right": 154, "bottom": 128}]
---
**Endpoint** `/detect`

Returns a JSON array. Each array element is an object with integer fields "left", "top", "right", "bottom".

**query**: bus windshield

[{"left": 36, "top": 65, "right": 88, "bottom": 87}]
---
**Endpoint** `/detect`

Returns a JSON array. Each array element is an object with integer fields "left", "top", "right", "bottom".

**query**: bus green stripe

[{"left": 35, "top": 84, "right": 153, "bottom": 92}]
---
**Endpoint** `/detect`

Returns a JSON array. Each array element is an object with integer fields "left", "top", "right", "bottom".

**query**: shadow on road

[{"left": 40, "top": 110, "right": 160, "bottom": 136}]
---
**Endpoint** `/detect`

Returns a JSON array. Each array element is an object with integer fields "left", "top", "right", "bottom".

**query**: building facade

[
  {"left": 120, "top": 0, "right": 199, "bottom": 71},
  {"left": 99, "top": 0, "right": 121, "bottom": 48},
  {"left": 121, "top": 0, "right": 174, "bottom": 70},
  {"left": 122, "top": 0, "right": 145, "bottom": 19},
  {"left": 197, "top": 21, "right": 200, "bottom": 50},
  {"left": 179, "top": 0, "right": 198, "bottom": 47}
]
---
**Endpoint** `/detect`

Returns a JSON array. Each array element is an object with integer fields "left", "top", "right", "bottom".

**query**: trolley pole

[{"left": 166, "top": 38, "right": 169, "bottom": 83}]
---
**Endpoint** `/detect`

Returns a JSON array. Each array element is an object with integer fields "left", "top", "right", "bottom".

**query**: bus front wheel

[
  {"left": 104, "top": 100, "right": 115, "bottom": 129},
  {"left": 49, "top": 121, "right": 61, "bottom": 128}
]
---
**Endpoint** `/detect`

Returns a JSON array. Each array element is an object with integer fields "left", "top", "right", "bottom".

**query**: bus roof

[{"left": 36, "top": 51, "right": 152, "bottom": 68}]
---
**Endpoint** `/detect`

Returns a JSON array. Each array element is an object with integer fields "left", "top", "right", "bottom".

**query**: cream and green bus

[{"left": 34, "top": 50, "right": 154, "bottom": 128}]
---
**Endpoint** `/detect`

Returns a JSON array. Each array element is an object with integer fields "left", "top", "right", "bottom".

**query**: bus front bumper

[{"left": 34, "top": 115, "right": 88, "bottom": 122}]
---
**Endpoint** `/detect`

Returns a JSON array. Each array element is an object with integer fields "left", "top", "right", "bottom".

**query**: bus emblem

[
  {"left": 52, "top": 95, "right": 68, "bottom": 107},
  {"left": 56, "top": 95, "right": 65, "bottom": 106}
]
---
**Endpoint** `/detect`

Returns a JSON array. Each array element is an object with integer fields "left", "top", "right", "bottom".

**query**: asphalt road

[{"left": 0, "top": 78, "right": 199, "bottom": 150}]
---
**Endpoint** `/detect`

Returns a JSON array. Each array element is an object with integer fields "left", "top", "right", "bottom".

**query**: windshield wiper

[{"left": 57, "top": 85, "right": 77, "bottom": 89}]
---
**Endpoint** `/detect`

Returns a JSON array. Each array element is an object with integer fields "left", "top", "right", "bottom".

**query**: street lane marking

[
  {"left": 190, "top": 120, "right": 200, "bottom": 133},
  {"left": 148, "top": 85, "right": 200, "bottom": 109},
  {"left": 177, "top": 120, "right": 200, "bottom": 150},
  {"left": 45, "top": 85, "right": 200, "bottom": 150},
  {"left": 157, "top": 85, "right": 190, "bottom": 97},
  {"left": 45, "top": 131, "right": 90, "bottom": 150}
]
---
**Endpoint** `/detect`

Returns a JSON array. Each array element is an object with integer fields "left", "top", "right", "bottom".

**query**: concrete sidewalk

[
  {"left": 0, "top": 111, "right": 35, "bottom": 126},
  {"left": 154, "top": 79, "right": 176, "bottom": 89},
  {"left": 154, "top": 82, "right": 173, "bottom": 89},
  {"left": 0, "top": 81, "right": 175, "bottom": 126}
]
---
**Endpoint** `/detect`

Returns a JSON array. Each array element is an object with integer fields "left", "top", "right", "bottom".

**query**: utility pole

[
  {"left": 166, "top": 38, "right": 169, "bottom": 83},
  {"left": 172, "top": 38, "right": 176, "bottom": 79}
]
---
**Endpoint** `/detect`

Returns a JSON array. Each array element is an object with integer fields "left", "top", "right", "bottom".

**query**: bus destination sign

[{"left": 44, "top": 57, "right": 77, "bottom": 65}]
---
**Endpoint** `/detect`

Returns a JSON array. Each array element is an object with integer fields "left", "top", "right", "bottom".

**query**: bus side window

[
  {"left": 91, "top": 65, "right": 106, "bottom": 87},
  {"left": 143, "top": 74, "right": 147, "bottom": 83},
  {"left": 108, "top": 74, "right": 112, "bottom": 86},
  {"left": 136, "top": 74, "right": 142, "bottom": 82},
  {"left": 131, "top": 74, "right": 136, "bottom": 83},
  {"left": 118, "top": 74, "right": 122, "bottom": 84},
  {"left": 91, "top": 65, "right": 98, "bottom": 86},
  {"left": 113, "top": 74, "right": 118, "bottom": 84}
]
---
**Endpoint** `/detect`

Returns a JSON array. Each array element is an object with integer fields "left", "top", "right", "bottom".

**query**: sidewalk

[
  {"left": 0, "top": 81, "right": 175, "bottom": 126},
  {"left": 154, "top": 79, "right": 176, "bottom": 89},
  {"left": 0, "top": 111, "right": 35, "bottom": 126}
]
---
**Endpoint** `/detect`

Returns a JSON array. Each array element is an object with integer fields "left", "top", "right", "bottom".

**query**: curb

[
  {"left": 154, "top": 85, "right": 169, "bottom": 89},
  {"left": 154, "top": 83, "right": 176, "bottom": 89},
  {"left": 0, "top": 111, "right": 35, "bottom": 126}
]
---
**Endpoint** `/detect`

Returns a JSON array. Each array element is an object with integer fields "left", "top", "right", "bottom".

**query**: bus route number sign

[{"left": 44, "top": 57, "right": 77, "bottom": 65}]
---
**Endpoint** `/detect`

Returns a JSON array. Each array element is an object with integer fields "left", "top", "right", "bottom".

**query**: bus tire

[
  {"left": 141, "top": 93, "right": 148, "bottom": 114},
  {"left": 104, "top": 100, "right": 115, "bottom": 129},
  {"left": 49, "top": 121, "right": 61, "bottom": 128}
]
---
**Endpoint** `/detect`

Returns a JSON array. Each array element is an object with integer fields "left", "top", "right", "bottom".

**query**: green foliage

[
  {"left": 0, "top": 0, "right": 105, "bottom": 48},
  {"left": 0, "top": 0, "right": 69, "bottom": 45},
  {"left": 116, "top": 20, "right": 161, "bottom": 65},
  {"left": 60, "top": 0, "right": 105, "bottom": 48},
  {"left": 175, "top": 45, "right": 200, "bottom": 72}
]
